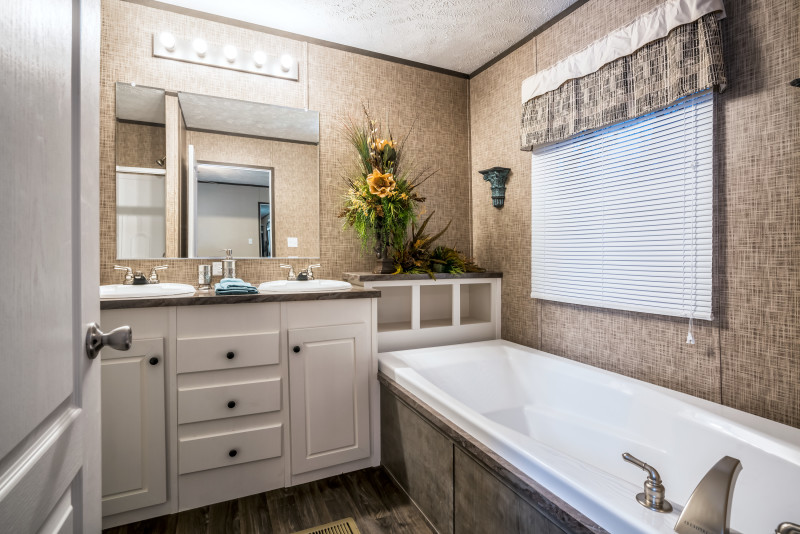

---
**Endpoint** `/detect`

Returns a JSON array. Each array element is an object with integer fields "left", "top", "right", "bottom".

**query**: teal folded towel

[
  {"left": 215, "top": 279, "right": 258, "bottom": 295},
  {"left": 218, "top": 278, "right": 251, "bottom": 289}
]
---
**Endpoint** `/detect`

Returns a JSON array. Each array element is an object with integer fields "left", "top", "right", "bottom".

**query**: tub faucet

[
  {"left": 622, "top": 453, "right": 673, "bottom": 513},
  {"left": 776, "top": 523, "right": 800, "bottom": 534},
  {"left": 674, "top": 456, "right": 742, "bottom": 534}
]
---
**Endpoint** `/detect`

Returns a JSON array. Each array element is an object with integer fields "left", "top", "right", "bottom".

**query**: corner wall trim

[{"left": 468, "top": 0, "right": 592, "bottom": 78}]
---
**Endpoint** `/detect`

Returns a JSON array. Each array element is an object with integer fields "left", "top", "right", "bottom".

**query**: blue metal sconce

[{"left": 479, "top": 167, "right": 511, "bottom": 208}]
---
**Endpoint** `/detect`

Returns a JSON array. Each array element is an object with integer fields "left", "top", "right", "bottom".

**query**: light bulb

[
  {"left": 159, "top": 31, "right": 176, "bottom": 52},
  {"left": 223, "top": 44, "right": 237, "bottom": 63},
  {"left": 253, "top": 50, "right": 267, "bottom": 68},
  {"left": 280, "top": 53, "right": 293, "bottom": 72},
  {"left": 192, "top": 38, "right": 208, "bottom": 57}
]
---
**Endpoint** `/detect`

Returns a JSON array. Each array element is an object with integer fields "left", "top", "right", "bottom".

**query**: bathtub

[{"left": 378, "top": 340, "right": 800, "bottom": 534}]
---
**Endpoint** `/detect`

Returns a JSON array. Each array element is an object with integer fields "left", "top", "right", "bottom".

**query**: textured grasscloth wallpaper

[
  {"left": 100, "top": 0, "right": 470, "bottom": 285},
  {"left": 470, "top": 0, "right": 800, "bottom": 428},
  {"left": 102, "top": 0, "right": 798, "bottom": 429}
]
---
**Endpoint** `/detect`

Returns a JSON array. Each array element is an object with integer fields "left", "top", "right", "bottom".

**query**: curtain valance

[{"left": 520, "top": 0, "right": 727, "bottom": 150}]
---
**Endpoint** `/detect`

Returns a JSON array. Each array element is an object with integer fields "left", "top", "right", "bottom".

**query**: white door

[
  {"left": 288, "top": 323, "right": 371, "bottom": 475},
  {"left": 0, "top": 1, "right": 102, "bottom": 532}
]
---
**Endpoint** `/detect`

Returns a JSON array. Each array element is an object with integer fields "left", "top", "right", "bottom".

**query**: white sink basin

[
  {"left": 258, "top": 280, "right": 352, "bottom": 293},
  {"left": 100, "top": 283, "right": 197, "bottom": 299}
]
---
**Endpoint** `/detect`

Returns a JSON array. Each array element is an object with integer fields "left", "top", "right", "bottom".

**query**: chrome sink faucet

[
  {"left": 777, "top": 523, "right": 800, "bottom": 534},
  {"left": 675, "top": 456, "right": 742, "bottom": 534}
]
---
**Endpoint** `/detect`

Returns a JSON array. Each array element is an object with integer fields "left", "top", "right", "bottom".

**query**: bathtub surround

[
  {"left": 379, "top": 340, "right": 800, "bottom": 533},
  {"left": 100, "top": 0, "right": 471, "bottom": 285},
  {"left": 470, "top": 0, "right": 800, "bottom": 429},
  {"left": 379, "top": 376, "right": 603, "bottom": 534}
]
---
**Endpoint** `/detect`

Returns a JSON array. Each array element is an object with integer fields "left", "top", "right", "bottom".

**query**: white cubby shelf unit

[{"left": 343, "top": 272, "right": 502, "bottom": 352}]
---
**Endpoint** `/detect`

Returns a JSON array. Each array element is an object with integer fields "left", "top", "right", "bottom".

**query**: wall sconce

[
  {"left": 479, "top": 167, "right": 511, "bottom": 208},
  {"left": 152, "top": 33, "right": 299, "bottom": 81}
]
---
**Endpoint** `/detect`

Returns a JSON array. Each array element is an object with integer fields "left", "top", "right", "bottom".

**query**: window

[{"left": 530, "top": 91, "right": 713, "bottom": 320}]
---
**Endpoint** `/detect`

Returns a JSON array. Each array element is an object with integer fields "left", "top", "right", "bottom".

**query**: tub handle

[{"left": 622, "top": 452, "right": 673, "bottom": 513}]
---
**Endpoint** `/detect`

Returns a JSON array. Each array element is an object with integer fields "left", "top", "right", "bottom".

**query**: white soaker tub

[{"left": 378, "top": 340, "right": 800, "bottom": 534}]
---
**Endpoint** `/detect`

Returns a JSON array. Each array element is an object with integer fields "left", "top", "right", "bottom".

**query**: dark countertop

[
  {"left": 343, "top": 271, "right": 503, "bottom": 283},
  {"left": 100, "top": 287, "right": 381, "bottom": 310}
]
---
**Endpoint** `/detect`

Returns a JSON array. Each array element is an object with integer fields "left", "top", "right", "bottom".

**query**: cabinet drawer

[
  {"left": 177, "top": 303, "right": 279, "bottom": 337},
  {"left": 177, "top": 332, "right": 278, "bottom": 373},
  {"left": 178, "top": 378, "right": 281, "bottom": 424},
  {"left": 179, "top": 424, "right": 282, "bottom": 475}
]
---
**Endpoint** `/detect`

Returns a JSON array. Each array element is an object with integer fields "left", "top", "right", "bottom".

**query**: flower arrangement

[
  {"left": 338, "top": 107, "right": 431, "bottom": 268},
  {"left": 339, "top": 105, "right": 485, "bottom": 277}
]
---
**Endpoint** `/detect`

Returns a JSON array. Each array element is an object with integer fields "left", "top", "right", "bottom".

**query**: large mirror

[{"left": 114, "top": 82, "right": 320, "bottom": 259}]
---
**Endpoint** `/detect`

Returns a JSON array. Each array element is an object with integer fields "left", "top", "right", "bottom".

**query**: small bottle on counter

[
  {"left": 198, "top": 264, "right": 212, "bottom": 290},
  {"left": 221, "top": 249, "right": 236, "bottom": 279}
]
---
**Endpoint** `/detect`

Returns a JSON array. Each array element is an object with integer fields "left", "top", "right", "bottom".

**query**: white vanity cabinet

[
  {"left": 286, "top": 299, "right": 377, "bottom": 484},
  {"left": 175, "top": 303, "right": 285, "bottom": 511},
  {"left": 100, "top": 295, "right": 379, "bottom": 528},
  {"left": 288, "top": 322, "right": 371, "bottom": 474},
  {"left": 100, "top": 308, "right": 175, "bottom": 526}
]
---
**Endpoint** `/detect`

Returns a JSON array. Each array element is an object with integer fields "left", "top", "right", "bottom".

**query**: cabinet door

[
  {"left": 101, "top": 338, "right": 167, "bottom": 516},
  {"left": 289, "top": 323, "right": 370, "bottom": 475}
]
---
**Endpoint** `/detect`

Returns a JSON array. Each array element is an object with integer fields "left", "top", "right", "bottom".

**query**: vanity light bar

[{"left": 152, "top": 32, "right": 299, "bottom": 81}]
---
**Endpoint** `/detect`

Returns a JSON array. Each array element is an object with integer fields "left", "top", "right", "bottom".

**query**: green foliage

[
  {"left": 338, "top": 105, "right": 431, "bottom": 251},
  {"left": 392, "top": 212, "right": 451, "bottom": 278}
]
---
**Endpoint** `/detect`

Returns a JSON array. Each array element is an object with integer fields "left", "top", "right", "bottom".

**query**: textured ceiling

[{"left": 150, "top": 0, "right": 579, "bottom": 74}]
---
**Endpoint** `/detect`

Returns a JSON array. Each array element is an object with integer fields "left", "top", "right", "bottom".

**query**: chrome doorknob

[{"left": 85, "top": 322, "right": 132, "bottom": 359}]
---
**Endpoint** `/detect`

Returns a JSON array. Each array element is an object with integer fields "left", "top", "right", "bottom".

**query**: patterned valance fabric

[{"left": 520, "top": 13, "right": 726, "bottom": 151}]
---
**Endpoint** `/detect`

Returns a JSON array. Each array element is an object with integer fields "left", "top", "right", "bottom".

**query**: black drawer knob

[
  {"left": 226, "top": 351, "right": 235, "bottom": 359},
  {"left": 227, "top": 400, "right": 236, "bottom": 409},
  {"left": 293, "top": 346, "right": 300, "bottom": 353},
  {"left": 149, "top": 356, "right": 159, "bottom": 366},
  {"left": 228, "top": 449, "right": 238, "bottom": 457}
]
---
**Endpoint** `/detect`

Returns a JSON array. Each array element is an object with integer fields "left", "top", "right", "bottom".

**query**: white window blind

[{"left": 531, "top": 91, "right": 713, "bottom": 320}]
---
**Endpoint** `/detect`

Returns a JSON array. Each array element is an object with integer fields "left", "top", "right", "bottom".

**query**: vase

[{"left": 372, "top": 238, "right": 395, "bottom": 274}]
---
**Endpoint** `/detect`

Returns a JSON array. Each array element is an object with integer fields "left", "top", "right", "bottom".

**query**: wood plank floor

[{"left": 103, "top": 467, "right": 437, "bottom": 534}]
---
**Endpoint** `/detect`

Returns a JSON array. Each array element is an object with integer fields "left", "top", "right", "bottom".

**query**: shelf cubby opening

[
  {"left": 420, "top": 284, "right": 453, "bottom": 329},
  {"left": 460, "top": 283, "right": 492, "bottom": 325},
  {"left": 377, "top": 285, "right": 413, "bottom": 332}
]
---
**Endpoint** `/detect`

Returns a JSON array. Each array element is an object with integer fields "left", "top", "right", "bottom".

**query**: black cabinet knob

[
  {"left": 228, "top": 449, "right": 238, "bottom": 457},
  {"left": 292, "top": 346, "right": 300, "bottom": 353},
  {"left": 149, "top": 356, "right": 159, "bottom": 365},
  {"left": 227, "top": 400, "right": 236, "bottom": 409},
  {"left": 226, "top": 351, "right": 235, "bottom": 359}
]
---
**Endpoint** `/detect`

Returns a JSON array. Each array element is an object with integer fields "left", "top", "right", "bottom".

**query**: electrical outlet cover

[
  {"left": 288, "top": 237, "right": 298, "bottom": 247},
  {"left": 212, "top": 262, "right": 223, "bottom": 276}
]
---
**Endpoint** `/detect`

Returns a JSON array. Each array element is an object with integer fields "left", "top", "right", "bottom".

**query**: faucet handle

[
  {"left": 149, "top": 265, "right": 168, "bottom": 284},
  {"left": 280, "top": 264, "right": 296, "bottom": 281},
  {"left": 114, "top": 265, "right": 134, "bottom": 285},
  {"left": 622, "top": 453, "right": 673, "bottom": 513},
  {"left": 306, "top": 264, "right": 321, "bottom": 280},
  {"left": 623, "top": 452, "right": 662, "bottom": 483}
]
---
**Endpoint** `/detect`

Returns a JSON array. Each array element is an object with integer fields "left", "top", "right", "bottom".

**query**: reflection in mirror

[
  {"left": 114, "top": 82, "right": 321, "bottom": 260},
  {"left": 194, "top": 163, "right": 273, "bottom": 258},
  {"left": 114, "top": 83, "right": 167, "bottom": 258}
]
